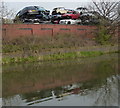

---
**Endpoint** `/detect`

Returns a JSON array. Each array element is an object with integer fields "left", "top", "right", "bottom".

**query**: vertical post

[
  {"left": 31, "top": 28, "right": 33, "bottom": 36},
  {"left": 52, "top": 28, "right": 53, "bottom": 36}
]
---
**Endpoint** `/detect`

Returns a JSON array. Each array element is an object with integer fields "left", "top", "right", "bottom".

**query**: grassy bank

[
  {"left": 3, "top": 34, "right": 96, "bottom": 54},
  {"left": 2, "top": 35, "right": 119, "bottom": 64},
  {"left": 2, "top": 49, "right": 119, "bottom": 64}
]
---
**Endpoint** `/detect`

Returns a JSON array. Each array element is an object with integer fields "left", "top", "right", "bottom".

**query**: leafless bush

[
  {"left": 87, "top": 0, "right": 119, "bottom": 25},
  {"left": 0, "top": 2, "right": 15, "bottom": 23}
]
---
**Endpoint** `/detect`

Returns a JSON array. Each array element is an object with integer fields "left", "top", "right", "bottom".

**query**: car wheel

[{"left": 67, "top": 21, "right": 71, "bottom": 24}]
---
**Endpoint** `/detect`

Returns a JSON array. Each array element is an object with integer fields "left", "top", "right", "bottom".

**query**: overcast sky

[
  {"left": 2, "top": 0, "right": 92, "bottom": 15},
  {"left": 5, "top": 2, "right": 92, "bottom": 13},
  {"left": 2, "top": 0, "right": 119, "bottom": 15}
]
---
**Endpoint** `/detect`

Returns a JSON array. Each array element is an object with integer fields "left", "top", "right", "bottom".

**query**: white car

[
  {"left": 59, "top": 19, "right": 81, "bottom": 24},
  {"left": 76, "top": 7, "right": 88, "bottom": 14}
]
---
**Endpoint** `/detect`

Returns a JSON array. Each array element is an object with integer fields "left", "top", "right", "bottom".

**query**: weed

[{"left": 95, "top": 25, "right": 112, "bottom": 45}]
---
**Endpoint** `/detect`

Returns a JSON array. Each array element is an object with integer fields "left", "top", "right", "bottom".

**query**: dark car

[
  {"left": 14, "top": 6, "right": 50, "bottom": 23},
  {"left": 79, "top": 11, "right": 100, "bottom": 25},
  {"left": 51, "top": 14, "right": 62, "bottom": 24}
]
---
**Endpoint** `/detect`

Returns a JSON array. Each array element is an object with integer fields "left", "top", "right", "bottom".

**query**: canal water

[{"left": 2, "top": 53, "right": 119, "bottom": 106}]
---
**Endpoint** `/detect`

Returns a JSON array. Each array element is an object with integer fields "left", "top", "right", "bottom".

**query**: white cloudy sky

[
  {"left": 2, "top": 0, "right": 119, "bottom": 15},
  {"left": 3, "top": 0, "right": 92, "bottom": 14},
  {"left": 3, "top": 0, "right": 92, "bottom": 2}
]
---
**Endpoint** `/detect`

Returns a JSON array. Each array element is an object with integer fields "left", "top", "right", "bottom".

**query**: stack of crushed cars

[
  {"left": 51, "top": 7, "right": 100, "bottom": 25},
  {"left": 14, "top": 6, "right": 100, "bottom": 25},
  {"left": 51, "top": 7, "right": 81, "bottom": 24}
]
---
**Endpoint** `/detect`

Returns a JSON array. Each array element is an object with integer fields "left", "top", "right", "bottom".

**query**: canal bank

[
  {"left": 2, "top": 44, "right": 119, "bottom": 64},
  {"left": 2, "top": 24, "right": 119, "bottom": 64}
]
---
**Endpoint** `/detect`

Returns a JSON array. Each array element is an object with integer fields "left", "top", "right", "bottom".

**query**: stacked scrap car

[
  {"left": 51, "top": 7, "right": 81, "bottom": 24},
  {"left": 76, "top": 7, "right": 88, "bottom": 15},
  {"left": 14, "top": 6, "right": 50, "bottom": 23},
  {"left": 52, "top": 7, "right": 68, "bottom": 15},
  {"left": 13, "top": 6, "right": 101, "bottom": 25},
  {"left": 51, "top": 14, "right": 62, "bottom": 24},
  {"left": 62, "top": 10, "right": 80, "bottom": 19},
  {"left": 59, "top": 19, "right": 81, "bottom": 24},
  {"left": 51, "top": 7, "right": 69, "bottom": 24},
  {"left": 79, "top": 11, "right": 100, "bottom": 25}
]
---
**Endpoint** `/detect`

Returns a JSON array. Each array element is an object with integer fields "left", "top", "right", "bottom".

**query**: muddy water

[{"left": 2, "top": 54, "right": 119, "bottom": 106}]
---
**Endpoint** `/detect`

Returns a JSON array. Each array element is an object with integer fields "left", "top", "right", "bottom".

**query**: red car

[{"left": 62, "top": 11, "right": 80, "bottom": 19}]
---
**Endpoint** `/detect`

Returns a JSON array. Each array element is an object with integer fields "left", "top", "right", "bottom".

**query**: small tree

[
  {"left": 118, "top": 2, "right": 120, "bottom": 24},
  {"left": 0, "top": 2, "right": 15, "bottom": 24},
  {"left": 89, "top": 0, "right": 119, "bottom": 24},
  {"left": 118, "top": 2, "right": 120, "bottom": 15},
  {"left": 88, "top": 0, "right": 119, "bottom": 44}
]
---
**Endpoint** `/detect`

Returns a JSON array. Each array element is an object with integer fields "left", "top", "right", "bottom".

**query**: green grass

[
  {"left": 2, "top": 35, "right": 119, "bottom": 64},
  {"left": 43, "top": 51, "right": 104, "bottom": 61},
  {"left": 2, "top": 34, "right": 95, "bottom": 54},
  {"left": 2, "top": 56, "right": 38, "bottom": 64},
  {"left": 2, "top": 51, "right": 105, "bottom": 64}
]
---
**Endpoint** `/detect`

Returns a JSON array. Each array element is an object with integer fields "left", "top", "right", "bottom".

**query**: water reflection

[{"left": 2, "top": 54, "right": 119, "bottom": 106}]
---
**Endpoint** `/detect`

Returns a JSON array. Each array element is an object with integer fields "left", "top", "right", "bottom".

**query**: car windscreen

[
  {"left": 27, "top": 6, "right": 37, "bottom": 10},
  {"left": 67, "top": 11, "right": 77, "bottom": 14},
  {"left": 35, "top": 6, "right": 46, "bottom": 11}
]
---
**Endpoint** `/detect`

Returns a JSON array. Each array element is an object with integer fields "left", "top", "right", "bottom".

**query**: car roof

[
  {"left": 53, "top": 7, "right": 65, "bottom": 9},
  {"left": 22, "top": 6, "right": 44, "bottom": 9},
  {"left": 76, "top": 7, "right": 87, "bottom": 10}
]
